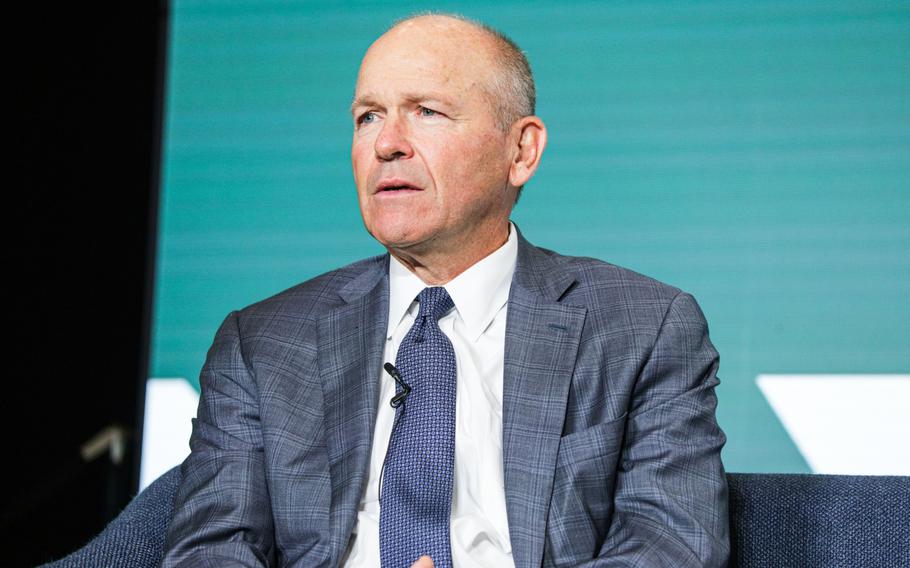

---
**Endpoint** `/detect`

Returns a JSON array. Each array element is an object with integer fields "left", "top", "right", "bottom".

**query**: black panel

[{"left": 6, "top": 2, "right": 166, "bottom": 565}]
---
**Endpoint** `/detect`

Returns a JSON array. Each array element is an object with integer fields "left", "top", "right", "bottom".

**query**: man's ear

[{"left": 508, "top": 116, "right": 548, "bottom": 188}]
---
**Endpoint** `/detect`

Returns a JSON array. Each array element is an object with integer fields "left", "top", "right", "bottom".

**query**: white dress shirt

[{"left": 343, "top": 223, "right": 518, "bottom": 568}]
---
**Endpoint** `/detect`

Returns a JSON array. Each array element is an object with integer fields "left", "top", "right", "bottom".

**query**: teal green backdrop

[{"left": 151, "top": 0, "right": 910, "bottom": 472}]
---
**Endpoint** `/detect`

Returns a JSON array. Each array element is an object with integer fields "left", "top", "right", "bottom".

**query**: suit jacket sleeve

[
  {"left": 161, "top": 311, "right": 275, "bottom": 568},
  {"left": 587, "top": 291, "right": 730, "bottom": 567}
]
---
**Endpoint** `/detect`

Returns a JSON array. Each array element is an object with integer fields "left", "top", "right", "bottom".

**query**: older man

[{"left": 163, "top": 13, "right": 729, "bottom": 568}]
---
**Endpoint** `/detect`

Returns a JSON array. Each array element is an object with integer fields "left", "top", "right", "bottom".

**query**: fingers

[{"left": 409, "top": 555, "right": 434, "bottom": 568}]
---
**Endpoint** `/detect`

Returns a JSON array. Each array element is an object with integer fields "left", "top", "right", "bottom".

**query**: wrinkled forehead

[{"left": 355, "top": 19, "right": 497, "bottom": 95}]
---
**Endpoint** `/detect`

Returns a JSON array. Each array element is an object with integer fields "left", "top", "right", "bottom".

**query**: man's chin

[
  {"left": 381, "top": 237, "right": 431, "bottom": 254},
  {"left": 367, "top": 224, "right": 433, "bottom": 251},
  {"left": 378, "top": 235, "right": 445, "bottom": 265}
]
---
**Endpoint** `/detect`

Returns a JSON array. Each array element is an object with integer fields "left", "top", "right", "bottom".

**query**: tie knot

[{"left": 416, "top": 287, "right": 454, "bottom": 321}]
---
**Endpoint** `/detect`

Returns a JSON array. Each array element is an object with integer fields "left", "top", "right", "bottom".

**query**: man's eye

[
  {"left": 419, "top": 106, "right": 438, "bottom": 117},
  {"left": 358, "top": 111, "right": 377, "bottom": 125}
]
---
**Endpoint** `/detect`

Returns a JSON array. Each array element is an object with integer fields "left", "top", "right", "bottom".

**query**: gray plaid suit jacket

[{"left": 163, "top": 229, "right": 729, "bottom": 567}]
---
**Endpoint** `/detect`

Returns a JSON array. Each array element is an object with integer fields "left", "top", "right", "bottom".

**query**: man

[{"left": 163, "top": 13, "right": 729, "bottom": 568}]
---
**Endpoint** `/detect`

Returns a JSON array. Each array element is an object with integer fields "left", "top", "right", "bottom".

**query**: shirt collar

[{"left": 387, "top": 222, "right": 518, "bottom": 342}]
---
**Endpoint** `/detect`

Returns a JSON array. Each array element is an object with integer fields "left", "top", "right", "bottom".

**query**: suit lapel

[
  {"left": 318, "top": 256, "right": 389, "bottom": 561},
  {"left": 503, "top": 234, "right": 586, "bottom": 568}
]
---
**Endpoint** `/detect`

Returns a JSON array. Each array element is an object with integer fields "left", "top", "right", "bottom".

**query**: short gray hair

[{"left": 390, "top": 12, "right": 536, "bottom": 131}]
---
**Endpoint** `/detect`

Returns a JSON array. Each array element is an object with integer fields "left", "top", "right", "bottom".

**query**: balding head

[
  {"left": 371, "top": 13, "right": 536, "bottom": 132},
  {"left": 350, "top": 13, "right": 547, "bottom": 280}
]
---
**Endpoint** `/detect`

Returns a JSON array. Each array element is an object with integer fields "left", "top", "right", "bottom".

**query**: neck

[{"left": 388, "top": 221, "right": 510, "bottom": 285}]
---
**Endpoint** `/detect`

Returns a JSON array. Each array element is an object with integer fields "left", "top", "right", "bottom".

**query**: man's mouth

[{"left": 376, "top": 180, "right": 423, "bottom": 193}]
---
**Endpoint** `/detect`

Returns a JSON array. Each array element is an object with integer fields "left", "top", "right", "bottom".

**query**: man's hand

[{"left": 410, "top": 555, "right": 434, "bottom": 568}]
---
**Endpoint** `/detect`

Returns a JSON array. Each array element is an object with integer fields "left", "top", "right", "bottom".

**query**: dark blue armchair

[
  {"left": 727, "top": 473, "right": 908, "bottom": 567},
  {"left": 42, "top": 468, "right": 909, "bottom": 567}
]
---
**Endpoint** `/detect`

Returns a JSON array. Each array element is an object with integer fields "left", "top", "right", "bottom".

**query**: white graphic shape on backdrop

[
  {"left": 757, "top": 374, "right": 910, "bottom": 475},
  {"left": 140, "top": 378, "right": 200, "bottom": 490},
  {"left": 141, "top": 374, "right": 910, "bottom": 487}
]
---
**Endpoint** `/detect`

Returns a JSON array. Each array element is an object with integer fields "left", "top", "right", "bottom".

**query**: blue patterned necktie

[{"left": 380, "top": 286, "right": 457, "bottom": 568}]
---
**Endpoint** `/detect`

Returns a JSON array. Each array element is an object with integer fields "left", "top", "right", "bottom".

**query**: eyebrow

[
  {"left": 350, "top": 92, "right": 457, "bottom": 115},
  {"left": 350, "top": 95, "right": 377, "bottom": 115}
]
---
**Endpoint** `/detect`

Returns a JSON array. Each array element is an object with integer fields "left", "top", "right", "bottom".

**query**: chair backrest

[
  {"left": 39, "top": 466, "right": 182, "bottom": 568},
  {"left": 42, "top": 468, "right": 910, "bottom": 567},
  {"left": 728, "top": 473, "right": 910, "bottom": 567}
]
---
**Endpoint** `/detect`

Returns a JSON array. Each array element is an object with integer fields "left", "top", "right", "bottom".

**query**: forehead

[{"left": 354, "top": 20, "right": 497, "bottom": 98}]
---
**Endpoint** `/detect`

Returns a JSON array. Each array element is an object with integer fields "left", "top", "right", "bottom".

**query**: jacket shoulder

[
  {"left": 544, "top": 248, "right": 682, "bottom": 300},
  {"left": 539, "top": 248, "right": 693, "bottom": 328},
  {"left": 233, "top": 254, "right": 386, "bottom": 328}
]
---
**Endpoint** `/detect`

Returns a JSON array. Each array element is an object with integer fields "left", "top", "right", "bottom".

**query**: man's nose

[{"left": 374, "top": 115, "right": 413, "bottom": 161}]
